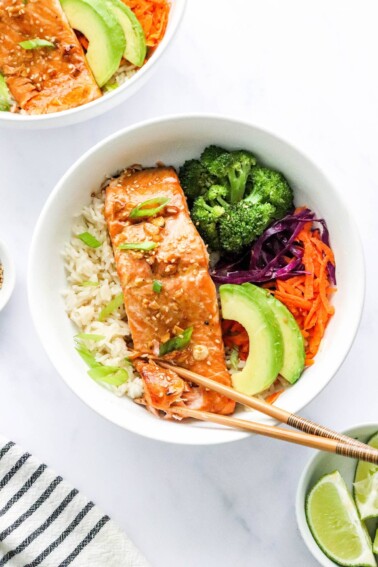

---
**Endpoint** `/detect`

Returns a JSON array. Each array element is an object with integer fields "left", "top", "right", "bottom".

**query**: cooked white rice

[
  {"left": 62, "top": 191, "right": 143, "bottom": 399},
  {"left": 102, "top": 62, "right": 137, "bottom": 94}
]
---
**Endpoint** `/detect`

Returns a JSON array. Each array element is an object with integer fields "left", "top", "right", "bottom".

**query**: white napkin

[{"left": 0, "top": 437, "right": 149, "bottom": 567}]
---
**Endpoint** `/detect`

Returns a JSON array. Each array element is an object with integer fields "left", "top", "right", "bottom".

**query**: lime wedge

[
  {"left": 354, "top": 471, "right": 378, "bottom": 520},
  {"left": 373, "top": 529, "right": 378, "bottom": 555},
  {"left": 306, "top": 471, "right": 376, "bottom": 567},
  {"left": 354, "top": 431, "right": 378, "bottom": 519}
]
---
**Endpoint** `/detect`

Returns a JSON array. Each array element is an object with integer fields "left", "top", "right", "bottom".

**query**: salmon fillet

[
  {"left": 105, "top": 167, "right": 235, "bottom": 416},
  {"left": 0, "top": 0, "right": 101, "bottom": 114}
]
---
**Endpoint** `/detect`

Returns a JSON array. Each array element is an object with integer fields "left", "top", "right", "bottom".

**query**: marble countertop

[{"left": 1, "top": 1, "right": 378, "bottom": 565}]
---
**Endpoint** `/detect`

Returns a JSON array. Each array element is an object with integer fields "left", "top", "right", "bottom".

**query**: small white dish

[
  {"left": 28, "top": 115, "right": 365, "bottom": 445},
  {"left": 0, "top": 0, "right": 186, "bottom": 129},
  {"left": 296, "top": 423, "right": 378, "bottom": 567},
  {"left": 0, "top": 240, "right": 15, "bottom": 312}
]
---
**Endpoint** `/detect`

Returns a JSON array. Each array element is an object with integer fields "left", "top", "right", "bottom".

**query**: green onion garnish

[
  {"left": 88, "top": 366, "right": 128, "bottom": 386},
  {"left": 19, "top": 38, "right": 55, "bottom": 50},
  {"left": 159, "top": 327, "right": 193, "bottom": 356},
  {"left": 230, "top": 347, "right": 239, "bottom": 370},
  {"left": 0, "top": 75, "right": 11, "bottom": 112},
  {"left": 129, "top": 197, "right": 170, "bottom": 219},
  {"left": 98, "top": 292, "right": 124, "bottom": 322},
  {"left": 152, "top": 280, "right": 163, "bottom": 293},
  {"left": 75, "top": 339, "right": 129, "bottom": 386},
  {"left": 75, "top": 344, "right": 101, "bottom": 369},
  {"left": 119, "top": 242, "right": 157, "bottom": 251},
  {"left": 75, "top": 333, "right": 104, "bottom": 343},
  {"left": 77, "top": 232, "right": 102, "bottom": 248},
  {"left": 80, "top": 281, "right": 100, "bottom": 287}
]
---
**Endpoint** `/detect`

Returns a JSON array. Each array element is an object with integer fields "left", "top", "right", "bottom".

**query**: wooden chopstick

[
  {"left": 172, "top": 406, "right": 378, "bottom": 464},
  {"left": 157, "top": 361, "right": 367, "bottom": 449}
]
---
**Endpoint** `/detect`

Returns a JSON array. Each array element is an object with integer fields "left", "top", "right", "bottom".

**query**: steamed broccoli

[
  {"left": 180, "top": 145, "right": 294, "bottom": 254},
  {"left": 219, "top": 202, "right": 276, "bottom": 253},
  {"left": 191, "top": 189, "right": 228, "bottom": 250},
  {"left": 247, "top": 167, "right": 293, "bottom": 218},
  {"left": 201, "top": 147, "right": 257, "bottom": 204},
  {"left": 178, "top": 159, "right": 215, "bottom": 201}
]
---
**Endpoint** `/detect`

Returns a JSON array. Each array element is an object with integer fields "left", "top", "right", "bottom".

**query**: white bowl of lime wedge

[{"left": 296, "top": 423, "right": 378, "bottom": 567}]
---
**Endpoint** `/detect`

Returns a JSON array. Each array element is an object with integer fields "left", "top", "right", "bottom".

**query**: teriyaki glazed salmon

[{"left": 104, "top": 167, "right": 235, "bottom": 416}]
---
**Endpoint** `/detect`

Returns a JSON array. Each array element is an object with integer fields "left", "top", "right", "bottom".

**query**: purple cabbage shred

[{"left": 211, "top": 208, "right": 336, "bottom": 285}]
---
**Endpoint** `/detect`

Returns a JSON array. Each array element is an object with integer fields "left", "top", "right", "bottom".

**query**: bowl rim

[
  {"left": 28, "top": 113, "right": 365, "bottom": 444},
  {"left": 295, "top": 422, "right": 378, "bottom": 567},
  {"left": 0, "top": 240, "right": 16, "bottom": 312},
  {"left": 0, "top": 0, "right": 187, "bottom": 126}
]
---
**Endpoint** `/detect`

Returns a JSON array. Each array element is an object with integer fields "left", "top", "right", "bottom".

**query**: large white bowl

[
  {"left": 0, "top": 0, "right": 186, "bottom": 129},
  {"left": 28, "top": 115, "right": 365, "bottom": 444},
  {"left": 296, "top": 423, "right": 378, "bottom": 566}
]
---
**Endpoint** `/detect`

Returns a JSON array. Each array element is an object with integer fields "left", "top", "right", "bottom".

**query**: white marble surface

[{"left": 1, "top": 1, "right": 378, "bottom": 565}]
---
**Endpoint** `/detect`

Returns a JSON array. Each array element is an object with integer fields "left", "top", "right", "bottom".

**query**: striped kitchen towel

[{"left": 0, "top": 438, "right": 149, "bottom": 567}]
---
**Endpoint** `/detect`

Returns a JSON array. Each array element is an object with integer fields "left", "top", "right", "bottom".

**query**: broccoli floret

[
  {"left": 200, "top": 145, "right": 228, "bottom": 170},
  {"left": 206, "top": 184, "right": 229, "bottom": 207},
  {"left": 178, "top": 159, "right": 215, "bottom": 201},
  {"left": 219, "top": 202, "right": 276, "bottom": 254},
  {"left": 247, "top": 166, "right": 293, "bottom": 217},
  {"left": 201, "top": 148, "right": 257, "bottom": 204},
  {"left": 191, "top": 194, "right": 227, "bottom": 251}
]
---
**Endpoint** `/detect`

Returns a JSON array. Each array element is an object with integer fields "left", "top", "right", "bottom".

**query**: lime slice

[
  {"left": 354, "top": 431, "right": 378, "bottom": 519},
  {"left": 373, "top": 529, "right": 378, "bottom": 555},
  {"left": 306, "top": 471, "right": 376, "bottom": 567}
]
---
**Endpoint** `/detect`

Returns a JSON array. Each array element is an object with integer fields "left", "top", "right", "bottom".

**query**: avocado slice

[
  {"left": 243, "top": 284, "right": 305, "bottom": 384},
  {"left": 61, "top": 0, "right": 125, "bottom": 87},
  {"left": 220, "top": 284, "right": 283, "bottom": 396},
  {"left": 106, "top": 0, "right": 146, "bottom": 67},
  {"left": 0, "top": 74, "right": 12, "bottom": 111}
]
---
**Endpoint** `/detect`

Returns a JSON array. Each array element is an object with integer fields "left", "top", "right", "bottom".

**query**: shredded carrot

[
  {"left": 122, "top": 0, "right": 170, "bottom": 48},
  {"left": 265, "top": 390, "right": 284, "bottom": 405},
  {"left": 263, "top": 212, "right": 336, "bottom": 365}
]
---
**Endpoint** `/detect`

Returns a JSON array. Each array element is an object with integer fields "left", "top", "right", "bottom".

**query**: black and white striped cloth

[{"left": 0, "top": 438, "right": 149, "bottom": 566}]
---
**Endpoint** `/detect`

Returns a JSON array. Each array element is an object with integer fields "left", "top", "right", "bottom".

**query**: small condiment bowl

[
  {"left": 296, "top": 423, "right": 378, "bottom": 567},
  {"left": 0, "top": 240, "right": 15, "bottom": 312}
]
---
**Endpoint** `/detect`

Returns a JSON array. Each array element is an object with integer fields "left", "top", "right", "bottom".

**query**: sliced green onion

[
  {"left": 129, "top": 197, "right": 170, "bottom": 219},
  {"left": 75, "top": 333, "right": 104, "bottom": 343},
  {"left": 88, "top": 366, "right": 128, "bottom": 386},
  {"left": 98, "top": 292, "right": 124, "bottom": 322},
  {"left": 80, "top": 281, "right": 100, "bottom": 287},
  {"left": 19, "top": 38, "right": 55, "bottom": 50},
  {"left": 77, "top": 232, "right": 102, "bottom": 248},
  {"left": 75, "top": 344, "right": 101, "bottom": 369},
  {"left": 159, "top": 327, "right": 193, "bottom": 356},
  {"left": 119, "top": 242, "right": 157, "bottom": 251},
  {"left": 230, "top": 347, "right": 239, "bottom": 370},
  {"left": 152, "top": 280, "right": 163, "bottom": 293},
  {"left": 0, "top": 75, "right": 11, "bottom": 112}
]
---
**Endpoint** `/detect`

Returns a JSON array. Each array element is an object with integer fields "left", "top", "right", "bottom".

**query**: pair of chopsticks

[{"left": 156, "top": 361, "right": 378, "bottom": 464}]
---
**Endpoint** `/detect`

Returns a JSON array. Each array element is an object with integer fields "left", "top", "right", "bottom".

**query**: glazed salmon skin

[
  {"left": 105, "top": 167, "right": 235, "bottom": 416},
  {"left": 0, "top": 0, "right": 101, "bottom": 114}
]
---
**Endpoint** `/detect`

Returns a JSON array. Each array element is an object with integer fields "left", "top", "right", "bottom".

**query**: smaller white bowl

[
  {"left": 296, "top": 423, "right": 378, "bottom": 567},
  {"left": 0, "top": 240, "right": 15, "bottom": 311}
]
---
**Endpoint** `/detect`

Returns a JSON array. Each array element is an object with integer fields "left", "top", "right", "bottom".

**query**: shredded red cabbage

[{"left": 211, "top": 208, "right": 336, "bottom": 284}]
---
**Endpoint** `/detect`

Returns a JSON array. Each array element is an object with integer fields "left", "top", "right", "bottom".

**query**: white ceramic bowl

[
  {"left": 0, "top": 0, "right": 186, "bottom": 129},
  {"left": 0, "top": 240, "right": 15, "bottom": 312},
  {"left": 28, "top": 115, "right": 364, "bottom": 444},
  {"left": 296, "top": 423, "right": 378, "bottom": 566}
]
